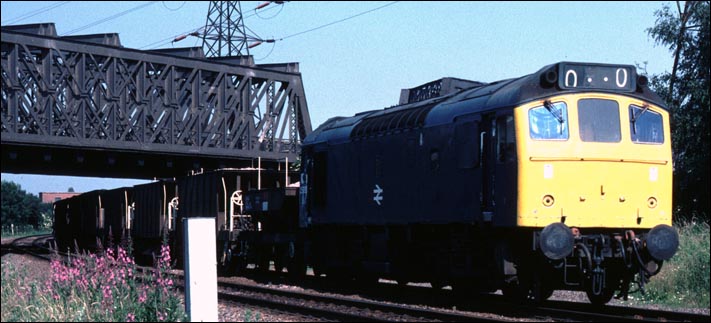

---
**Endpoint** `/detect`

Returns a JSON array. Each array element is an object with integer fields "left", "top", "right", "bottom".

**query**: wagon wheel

[
  {"left": 312, "top": 265, "right": 325, "bottom": 277},
  {"left": 257, "top": 257, "right": 271, "bottom": 273},
  {"left": 586, "top": 287, "right": 615, "bottom": 305},
  {"left": 530, "top": 269, "right": 554, "bottom": 301},
  {"left": 287, "top": 242, "right": 307, "bottom": 279},
  {"left": 233, "top": 242, "right": 249, "bottom": 275},
  {"left": 218, "top": 241, "right": 232, "bottom": 276},
  {"left": 452, "top": 280, "right": 478, "bottom": 298},
  {"left": 353, "top": 269, "right": 379, "bottom": 286},
  {"left": 221, "top": 245, "right": 248, "bottom": 276},
  {"left": 531, "top": 281, "right": 554, "bottom": 301},
  {"left": 501, "top": 274, "right": 532, "bottom": 301},
  {"left": 430, "top": 280, "right": 446, "bottom": 290},
  {"left": 218, "top": 255, "right": 230, "bottom": 276},
  {"left": 327, "top": 270, "right": 354, "bottom": 286},
  {"left": 256, "top": 245, "right": 272, "bottom": 273},
  {"left": 273, "top": 245, "right": 287, "bottom": 274},
  {"left": 227, "top": 254, "right": 247, "bottom": 276}
]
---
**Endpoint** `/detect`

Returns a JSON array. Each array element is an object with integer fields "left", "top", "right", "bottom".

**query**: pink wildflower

[
  {"left": 138, "top": 289, "right": 147, "bottom": 303},
  {"left": 102, "top": 285, "right": 113, "bottom": 300},
  {"left": 160, "top": 245, "right": 171, "bottom": 265}
]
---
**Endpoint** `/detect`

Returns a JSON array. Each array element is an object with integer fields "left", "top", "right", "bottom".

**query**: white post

[
  {"left": 285, "top": 157, "right": 289, "bottom": 187},
  {"left": 183, "top": 218, "right": 218, "bottom": 322},
  {"left": 258, "top": 157, "right": 261, "bottom": 190}
]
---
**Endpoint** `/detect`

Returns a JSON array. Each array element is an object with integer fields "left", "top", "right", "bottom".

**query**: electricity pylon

[{"left": 202, "top": 1, "right": 260, "bottom": 57}]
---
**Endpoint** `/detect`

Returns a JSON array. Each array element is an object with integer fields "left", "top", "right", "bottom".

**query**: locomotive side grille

[
  {"left": 400, "top": 77, "right": 485, "bottom": 104},
  {"left": 351, "top": 104, "right": 435, "bottom": 139}
]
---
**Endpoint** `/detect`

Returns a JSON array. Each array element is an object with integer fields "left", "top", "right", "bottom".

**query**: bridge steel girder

[{"left": 1, "top": 28, "right": 312, "bottom": 179}]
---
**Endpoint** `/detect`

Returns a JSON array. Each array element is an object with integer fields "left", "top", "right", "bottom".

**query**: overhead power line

[
  {"left": 143, "top": 1, "right": 399, "bottom": 60},
  {"left": 237, "top": 1, "right": 399, "bottom": 54},
  {"left": 141, "top": 26, "right": 204, "bottom": 49},
  {"left": 61, "top": 1, "right": 158, "bottom": 36},
  {"left": 209, "top": 2, "right": 400, "bottom": 53},
  {"left": 277, "top": 1, "right": 399, "bottom": 41},
  {"left": 161, "top": 1, "right": 186, "bottom": 11},
  {"left": 2, "top": 1, "right": 71, "bottom": 25}
]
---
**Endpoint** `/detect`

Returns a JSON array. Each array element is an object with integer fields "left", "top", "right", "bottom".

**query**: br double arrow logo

[{"left": 373, "top": 184, "right": 383, "bottom": 206}]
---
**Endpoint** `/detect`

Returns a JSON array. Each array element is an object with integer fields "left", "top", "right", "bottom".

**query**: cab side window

[
  {"left": 528, "top": 102, "right": 569, "bottom": 140},
  {"left": 630, "top": 105, "right": 664, "bottom": 144},
  {"left": 497, "top": 115, "right": 515, "bottom": 163}
]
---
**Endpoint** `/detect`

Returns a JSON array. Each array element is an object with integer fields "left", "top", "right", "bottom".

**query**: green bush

[
  {"left": 639, "top": 220, "right": 710, "bottom": 308},
  {"left": 1, "top": 224, "right": 52, "bottom": 237}
]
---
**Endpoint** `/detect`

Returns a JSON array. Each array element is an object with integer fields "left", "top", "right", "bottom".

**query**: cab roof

[{"left": 304, "top": 62, "right": 667, "bottom": 147}]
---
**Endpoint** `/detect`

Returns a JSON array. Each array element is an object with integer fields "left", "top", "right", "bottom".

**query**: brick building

[{"left": 39, "top": 192, "right": 80, "bottom": 204}]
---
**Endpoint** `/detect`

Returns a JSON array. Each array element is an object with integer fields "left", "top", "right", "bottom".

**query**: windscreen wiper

[
  {"left": 543, "top": 100, "right": 564, "bottom": 124},
  {"left": 630, "top": 104, "right": 650, "bottom": 134}
]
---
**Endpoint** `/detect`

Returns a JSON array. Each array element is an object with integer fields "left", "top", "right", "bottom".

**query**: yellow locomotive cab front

[{"left": 516, "top": 93, "right": 673, "bottom": 229}]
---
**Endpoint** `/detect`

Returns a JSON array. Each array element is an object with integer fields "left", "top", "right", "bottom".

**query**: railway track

[
  {"left": 214, "top": 280, "right": 505, "bottom": 322},
  {"left": 1, "top": 233, "right": 54, "bottom": 261},
  {"left": 210, "top": 276, "right": 710, "bottom": 322},
  {"left": 3, "top": 235, "right": 708, "bottom": 322},
  {"left": 527, "top": 299, "right": 709, "bottom": 322},
  {"left": 219, "top": 270, "right": 710, "bottom": 322}
]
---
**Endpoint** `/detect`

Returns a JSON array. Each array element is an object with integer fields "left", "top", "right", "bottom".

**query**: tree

[
  {"left": 647, "top": 1, "right": 710, "bottom": 221},
  {"left": 1, "top": 180, "right": 43, "bottom": 228}
]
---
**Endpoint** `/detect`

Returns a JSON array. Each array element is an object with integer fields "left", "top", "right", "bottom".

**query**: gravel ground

[
  {"left": 2, "top": 239, "right": 708, "bottom": 321},
  {"left": 223, "top": 273, "right": 710, "bottom": 317}
]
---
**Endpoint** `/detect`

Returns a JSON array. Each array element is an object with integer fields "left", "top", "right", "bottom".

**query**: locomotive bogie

[{"left": 308, "top": 224, "right": 509, "bottom": 291}]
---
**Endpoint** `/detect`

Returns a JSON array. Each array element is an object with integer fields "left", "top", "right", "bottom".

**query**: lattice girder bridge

[{"left": 1, "top": 23, "right": 312, "bottom": 179}]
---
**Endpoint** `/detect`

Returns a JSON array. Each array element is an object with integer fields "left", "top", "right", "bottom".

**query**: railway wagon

[
  {"left": 131, "top": 179, "right": 178, "bottom": 265},
  {"left": 52, "top": 196, "right": 75, "bottom": 251},
  {"left": 100, "top": 186, "right": 133, "bottom": 247},
  {"left": 172, "top": 168, "right": 298, "bottom": 270},
  {"left": 73, "top": 189, "right": 103, "bottom": 251},
  {"left": 240, "top": 186, "right": 303, "bottom": 275},
  {"left": 53, "top": 190, "right": 101, "bottom": 252},
  {"left": 298, "top": 61, "right": 679, "bottom": 304},
  {"left": 52, "top": 187, "right": 133, "bottom": 253}
]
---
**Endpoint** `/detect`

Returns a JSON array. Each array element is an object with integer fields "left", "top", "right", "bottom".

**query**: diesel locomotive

[
  {"left": 54, "top": 61, "right": 679, "bottom": 305},
  {"left": 293, "top": 61, "right": 679, "bottom": 304}
]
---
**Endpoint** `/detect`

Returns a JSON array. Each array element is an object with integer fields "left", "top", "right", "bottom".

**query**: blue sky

[{"left": 1, "top": 1, "right": 675, "bottom": 196}]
